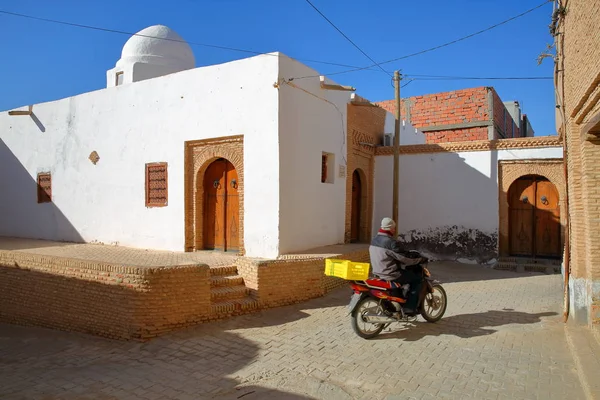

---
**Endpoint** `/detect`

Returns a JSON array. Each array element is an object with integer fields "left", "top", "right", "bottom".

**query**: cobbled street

[{"left": 0, "top": 262, "right": 585, "bottom": 400}]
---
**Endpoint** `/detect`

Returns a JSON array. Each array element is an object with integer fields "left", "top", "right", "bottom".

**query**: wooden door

[
  {"left": 351, "top": 170, "right": 361, "bottom": 242},
  {"left": 203, "top": 159, "right": 239, "bottom": 251},
  {"left": 534, "top": 181, "right": 560, "bottom": 257},
  {"left": 509, "top": 178, "right": 535, "bottom": 256},
  {"left": 508, "top": 176, "right": 561, "bottom": 258}
]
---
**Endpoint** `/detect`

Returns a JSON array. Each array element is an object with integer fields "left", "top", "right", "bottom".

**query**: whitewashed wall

[
  {"left": 383, "top": 117, "right": 427, "bottom": 146},
  {"left": 373, "top": 146, "right": 563, "bottom": 261},
  {"left": 0, "top": 54, "right": 281, "bottom": 257},
  {"left": 277, "top": 55, "right": 352, "bottom": 254}
]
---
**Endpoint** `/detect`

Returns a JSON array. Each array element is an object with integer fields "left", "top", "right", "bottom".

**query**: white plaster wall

[
  {"left": 277, "top": 55, "right": 352, "bottom": 254},
  {"left": 373, "top": 146, "right": 563, "bottom": 237},
  {"left": 382, "top": 116, "right": 426, "bottom": 146},
  {"left": 0, "top": 54, "right": 280, "bottom": 257}
]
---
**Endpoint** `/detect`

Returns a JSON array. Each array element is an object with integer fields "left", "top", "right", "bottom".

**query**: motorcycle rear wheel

[
  {"left": 420, "top": 284, "right": 447, "bottom": 323},
  {"left": 351, "top": 297, "right": 385, "bottom": 339}
]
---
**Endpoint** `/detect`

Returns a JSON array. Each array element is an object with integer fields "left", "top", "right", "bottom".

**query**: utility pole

[{"left": 392, "top": 71, "right": 402, "bottom": 225}]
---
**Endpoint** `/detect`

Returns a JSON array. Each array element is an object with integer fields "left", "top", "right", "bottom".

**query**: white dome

[{"left": 118, "top": 25, "right": 195, "bottom": 69}]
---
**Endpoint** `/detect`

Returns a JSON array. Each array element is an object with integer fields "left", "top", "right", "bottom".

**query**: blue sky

[{"left": 1, "top": 0, "right": 556, "bottom": 135}]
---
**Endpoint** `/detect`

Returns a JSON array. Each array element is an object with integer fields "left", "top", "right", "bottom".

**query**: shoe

[{"left": 403, "top": 308, "right": 416, "bottom": 315}]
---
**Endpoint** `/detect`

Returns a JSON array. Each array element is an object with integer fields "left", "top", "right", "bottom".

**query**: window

[
  {"left": 115, "top": 71, "right": 124, "bottom": 86},
  {"left": 321, "top": 152, "right": 335, "bottom": 184},
  {"left": 145, "top": 162, "right": 168, "bottom": 207},
  {"left": 37, "top": 172, "right": 52, "bottom": 203}
]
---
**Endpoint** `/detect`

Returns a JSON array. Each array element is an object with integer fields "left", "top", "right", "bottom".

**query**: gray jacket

[{"left": 369, "top": 232, "right": 420, "bottom": 280}]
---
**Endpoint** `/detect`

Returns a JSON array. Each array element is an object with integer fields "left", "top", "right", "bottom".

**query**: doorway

[
  {"left": 350, "top": 170, "right": 362, "bottom": 242},
  {"left": 508, "top": 175, "right": 561, "bottom": 258},
  {"left": 202, "top": 158, "right": 240, "bottom": 251}
]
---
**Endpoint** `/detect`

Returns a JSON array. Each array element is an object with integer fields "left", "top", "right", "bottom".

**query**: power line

[
  {"left": 292, "top": 0, "right": 552, "bottom": 80},
  {"left": 0, "top": 9, "right": 388, "bottom": 73},
  {"left": 303, "top": 0, "right": 392, "bottom": 77},
  {"left": 407, "top": 75, "right": 553, "bottom": 80}
]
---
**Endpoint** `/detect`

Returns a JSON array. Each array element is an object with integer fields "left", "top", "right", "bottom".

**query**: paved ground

[
  {"left": 0, "top": 237, "right": 368, "bottom": 267},
  {"left": 0, "top": 262, "right": 586, "bottom": 400}
]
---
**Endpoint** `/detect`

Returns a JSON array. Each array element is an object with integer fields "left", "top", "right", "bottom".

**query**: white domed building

[{"left": 106, "top": 25, "right": 196, "bottom": 87}]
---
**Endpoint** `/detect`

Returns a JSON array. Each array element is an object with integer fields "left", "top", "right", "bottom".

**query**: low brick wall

[
  {"left": 237, "top": 248, "right": 369, "bottom": 308},
  {"left": 0, "top": 251, "right": 211, "bottom": 341}
]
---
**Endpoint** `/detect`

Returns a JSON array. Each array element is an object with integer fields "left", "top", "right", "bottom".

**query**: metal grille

[
  {"left": 145, "top": 163, "right": 168, "bottom": 207},
  {"left": 37, "top": 172, "right": 52, "bottom": 203}
]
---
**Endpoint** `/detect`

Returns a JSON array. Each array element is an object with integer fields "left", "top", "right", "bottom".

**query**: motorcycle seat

[{"left": 363, "top": 278, "right": 403, "bottom": 290}]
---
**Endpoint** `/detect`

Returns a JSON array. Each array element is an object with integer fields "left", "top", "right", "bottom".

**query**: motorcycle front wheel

[
  {"left": 351, "top": 296, "right": 385, "bottom": 339},
  {"left": 420, "top": 284, "right": 447, "bottom": 323}
]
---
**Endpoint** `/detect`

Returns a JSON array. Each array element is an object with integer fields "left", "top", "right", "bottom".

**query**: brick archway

[
  {"left": 184, "top": 136, "right": 244, "bottom": 254},
  {"left": 498, "top": 159, "right": 566, "bottom": 257}
]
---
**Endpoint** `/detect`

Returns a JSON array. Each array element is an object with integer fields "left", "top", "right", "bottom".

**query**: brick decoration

[
  {"left": 37, "top": 172, "right": 51, "bottom": 203},
  {"left": 184, "top": 136, "right": 244, "bottom": 254},
  {"left": 375, "top": 136, "right": 562, "bottom": 156},
  {"left": 497, "top": 160, "right": 566, "bottom": 257},
  {"left": 145, "top": 162, "right": 168, "bottom": 207},
  {"left": 556, "top": 0, "right": 600, "bottom": 327},
  {"left": 345, "top": 105, "right": 384, "bottom": 243},
  {"left": 0, "top": 250, "right": 211, "bottom": 341}
]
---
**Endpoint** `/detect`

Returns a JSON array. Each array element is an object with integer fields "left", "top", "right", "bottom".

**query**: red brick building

[{"left": 376, "top": 86, "right": 535, "bottom": 143}]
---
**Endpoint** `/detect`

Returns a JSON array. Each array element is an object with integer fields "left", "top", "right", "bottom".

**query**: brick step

[
  {"left": 498, "top": 257, "right": 562, "bottom": 266},
  {"left": 210, "top": 285, "right": 250, "bottom": 301},
  {"left": 209, "top": 265, "right": 238, "bottom": 277},
  {"left": 211, "top": 274, "right": 245, "bottom": 288},
  {"left": 495, "top": 262, "right": 561, "bottom": 273},
  {"left": 211, "top": 297, "right": 260, "bottom": 315}
]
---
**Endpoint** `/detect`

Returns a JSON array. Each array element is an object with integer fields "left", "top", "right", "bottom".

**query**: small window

[
  {"left": 37, "top": 172, "right": 52, "bottom": 203},
  {"left": 145, "top": 162, "right": 168, "bottom": 207},
  {"left": 321, "top": 152, "right": 335, "bottom": 184},
  {"left": 115, "top": 71, "right": 124, "bottom": 86}
]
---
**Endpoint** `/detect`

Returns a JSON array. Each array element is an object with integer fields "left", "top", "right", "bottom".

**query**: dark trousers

[{"left": 391, "top": 268, "right": 422, "bottom": 310}]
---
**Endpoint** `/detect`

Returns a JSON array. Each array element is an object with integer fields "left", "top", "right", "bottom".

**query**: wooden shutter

[
  {"left": 145, "top": 162, "right": 168, "bottom": 207},
  {"left": 37, "top": 172, "right": 52, "bottom": 203}
]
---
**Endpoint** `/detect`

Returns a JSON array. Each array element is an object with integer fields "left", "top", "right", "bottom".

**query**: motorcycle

[{"left": 347, "top": 251, "right": 447, "bottom": 339}]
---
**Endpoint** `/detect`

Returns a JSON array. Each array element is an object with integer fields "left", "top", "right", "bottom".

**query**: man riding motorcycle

[{"left": 368, "top": 217, "right": 425, "bottom": 315}]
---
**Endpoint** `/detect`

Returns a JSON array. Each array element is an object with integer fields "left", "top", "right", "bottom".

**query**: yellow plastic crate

[{"left": 324, "top": 259, "right": 370, "bottom": 280}]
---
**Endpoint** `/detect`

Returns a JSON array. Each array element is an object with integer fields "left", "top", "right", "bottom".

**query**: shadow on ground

[
  {"left": 373, "top": 309, "right": 558, "bottom": 341},
  {"left": 0, "top": 324, "right": 314, "bottom": 399}
]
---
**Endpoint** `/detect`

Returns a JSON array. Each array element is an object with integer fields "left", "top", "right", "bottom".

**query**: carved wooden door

[
  {"left": 509, "top": 177, "right": 561, "bottom": 258},
  {"left": 203, "top": 159, "right": 239, "bottom": 251},
  {"left": 534, "top": 181, "right": 560, "bottom": 257}
]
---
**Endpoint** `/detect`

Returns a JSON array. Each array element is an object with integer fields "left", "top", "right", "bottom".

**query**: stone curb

[{"left": 565, "top": 323, "right": 600, "bottom": 399}]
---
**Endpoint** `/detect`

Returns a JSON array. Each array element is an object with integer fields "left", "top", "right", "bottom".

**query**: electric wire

[
  {"left": 290, "top": 0, "right": 552, "bottom": 80},
  {"left": 0, "top": 9, "right": 386, "bottom": 73},
  {"left": 303, "top": 0, "right": 392, "bottom": 77}
]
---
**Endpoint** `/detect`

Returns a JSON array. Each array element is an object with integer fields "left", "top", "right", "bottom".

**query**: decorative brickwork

[
  {"left": 345, "top": 105, "right": 383, "bottom": 243},
  {"left": 184, "top": 136, "right": 244, "bottom": 254},
  {"left": 498, "top": 160, "right": 566, "bottom": 257},
  {"left": 556, "top": 0, "right": 600, "bottom": 327},
  {"left": 375, "top": 136, "right": 562, "bottom": 156}
]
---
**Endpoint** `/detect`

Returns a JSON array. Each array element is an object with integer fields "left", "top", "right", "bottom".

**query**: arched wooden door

[
  {"left": 202, "top": 158, "right": 239, "bottom": 252},
  {"left": 350, "top": 170, "right": 362, "bottom": 242},
  {"left": 508, "top": 176, "right": 561, "bottom": 258}
]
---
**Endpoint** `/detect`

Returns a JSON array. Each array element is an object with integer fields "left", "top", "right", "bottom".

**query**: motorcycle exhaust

[{"left": 362, "top": 313, "right": 397, "bottom": 323}]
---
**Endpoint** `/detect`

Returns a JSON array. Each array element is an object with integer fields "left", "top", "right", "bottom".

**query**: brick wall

[
  {"left": 237, "top": 249, "right": 370, "bottom": 309},
  {"left": 557, "top": 0, "right": 600, "bottom": 328},
  {"left": 0, "top": 251, "right": 211, "bottom": 341},
  {"left": 377, "top": 87, "right": 523, "bottom": 143},
  {"left": 492, "top": 89, "right": 520, "bottom": 139}
]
